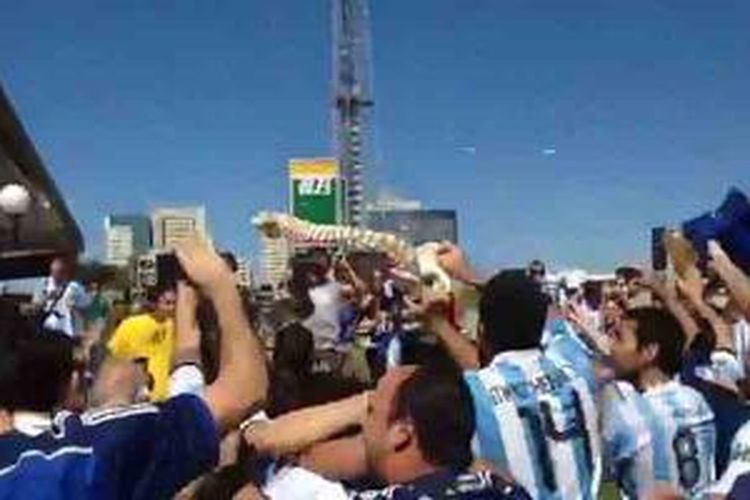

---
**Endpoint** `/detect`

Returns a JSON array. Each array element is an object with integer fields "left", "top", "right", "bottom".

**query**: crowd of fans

[{"left": 2, "top": 228, "right": 750, "bottom": 499}]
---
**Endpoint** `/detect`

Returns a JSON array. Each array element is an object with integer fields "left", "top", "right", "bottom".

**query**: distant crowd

[{"left": 3, "top": 219, "right": 750, "bottom": 499}]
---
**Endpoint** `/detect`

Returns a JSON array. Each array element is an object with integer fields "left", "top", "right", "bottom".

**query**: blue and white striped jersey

[
  {"left": 709, "top": 420, "right": 750, "bottom": 496},
  {"left": 729, "top": 421, "right": 750, "bottom": 469},
  {"left": 465, "top": 320, "right": 602, "bottom": 500},
  {"left": 601, "top": 380, "right": 716, "bottom": 499}
]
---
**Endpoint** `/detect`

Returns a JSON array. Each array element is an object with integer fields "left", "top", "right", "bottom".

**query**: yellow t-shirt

[{"left": 108, "top": 314, "right": 175, "bottom": 402}]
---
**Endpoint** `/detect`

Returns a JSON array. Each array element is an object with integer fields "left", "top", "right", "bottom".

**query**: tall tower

[
  {"left": 332, "top": 0, "right": 374, "bottom": 227},
  {"left": 151, "top": 206, "right": 208, "bottom": 249}
]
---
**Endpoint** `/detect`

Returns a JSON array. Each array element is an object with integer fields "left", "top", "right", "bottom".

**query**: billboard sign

[{"left": 289, "top": 158, "right": 341, "bottom": 225}]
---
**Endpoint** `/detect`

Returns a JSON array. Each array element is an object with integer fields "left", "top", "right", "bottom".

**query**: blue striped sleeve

[
  {"left": 464, "top": 371, "right": 507, "bottom": 468},
  {"left": 544, "top": 320, "right": 597, "bottom": 392}
]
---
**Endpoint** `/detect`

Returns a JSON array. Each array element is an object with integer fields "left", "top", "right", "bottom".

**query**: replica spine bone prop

[{"left": 252, "top": 212, "right": 452, "bottom": 293}]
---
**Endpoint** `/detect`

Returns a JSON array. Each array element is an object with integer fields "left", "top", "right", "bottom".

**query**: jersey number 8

[{"left": 673, "top": 428, "right": 700, "bottom": 490}]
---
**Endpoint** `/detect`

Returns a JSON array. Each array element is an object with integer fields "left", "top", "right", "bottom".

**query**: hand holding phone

[
  {"left": 156, "top": 253, "right": 186, "bottom": 289},
  {"left": 174, "top": 239, "right": 233, "bottom": 292}
]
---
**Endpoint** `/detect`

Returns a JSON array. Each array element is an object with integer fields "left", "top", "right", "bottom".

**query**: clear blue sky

[{"left": 1, "top": 0, "right": 748, "bottom": 272}]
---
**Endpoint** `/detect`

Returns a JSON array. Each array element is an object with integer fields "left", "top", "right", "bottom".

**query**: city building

[
  {"left": 332, "top": 0, "right": 375, "bottom": 227},
  {"left": 366, "top": 196, "right": 421, "bottom": 212},
  {"left": 151, "top": 206, "right": 207, "bottom": 250},
  {"left": 259, "top": 233, "right": 290, "bottom": 289},
  {"left": 236, "top": 258, "right": 252, "bottom": 289},
  {"left": 367, "top": 207, "right": 458, "bottom": 246},
  {"left": 104, "top": 214, "right": 151, "bottom": 266}
]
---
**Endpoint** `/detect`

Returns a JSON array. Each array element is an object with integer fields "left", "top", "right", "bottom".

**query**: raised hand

[
  {"left": 436, "top": 242, "right": 480, "bottom": 285},
  {"left": 642, "top": 270, "right": 678, "bottom": 302},
  {"left": 707, "top": 239, "right": 750, "bottom": 317},
  {"left": 175, "top": 281, "right": 200, "bottom": 343},
  {"left": 565, "top": 301, "right": 587, "bottom": 331},
  {"left": 676, "top": 271, "right": 705, "bottom": 307},
  {"left": 408, "top": 287, "right": 452, "bottom": 331},
  {"left": 174, "top": 239, "right": 233, "bottom": 292},
  {"left": 708, "top": 240, "right": 733, "bottom": 272}
]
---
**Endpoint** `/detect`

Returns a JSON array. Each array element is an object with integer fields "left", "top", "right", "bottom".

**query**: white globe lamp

[
  {"left": 0, "top": 183, "right": 32, "bottom": 216},
  {"left": 0, "top": 183, "right": 32, "bottom": 245}
]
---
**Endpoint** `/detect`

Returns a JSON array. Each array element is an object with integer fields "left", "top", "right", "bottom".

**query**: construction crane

[{"left": 332, "top": 0, "right": 374, "bottom": 227}]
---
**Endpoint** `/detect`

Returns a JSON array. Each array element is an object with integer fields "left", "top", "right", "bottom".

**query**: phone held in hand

[
  {"left": 651, "top": 226, "right": 667, "bottom": 272},
  {"left": 156, "top": 253, "right": 187, "bottom": 289}
]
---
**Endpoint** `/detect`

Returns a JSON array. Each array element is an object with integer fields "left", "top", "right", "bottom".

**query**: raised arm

[
  {"left": 173, "top": 281, "right": 202, "bottom": 369},
  {"left": 677, "top": 272, "right": 733, "bottom": 352},
  {"left": 417, "top": 292, "right": 480, "bottom": 370},
  {"left": 432, "top": 316, "right": 480, "bottom": 370},
  {"left": 565, "top": 301, "right": 611, "bottom": 356},
  {"left": 338, "top": 257, "right": 368, "bottom": 298},
  {"left": 297, "top": 435, "right": 368, "bottom": 480},
  {"left": 176, "top": 240, "right": 268, "bottom": 432},
  {"left": 645, "top": 272, "right": 702, "bottom": 349},
  {"left": 436, "top": 242, "right": 484, "bottom": 288},
  {"left": 242, "top": 392, "right": 367, "bottom": 457},
  {"left": 709, "top": 240, "right": 750, "bottom": 319}
]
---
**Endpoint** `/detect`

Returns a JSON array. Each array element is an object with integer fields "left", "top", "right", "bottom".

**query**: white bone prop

[
  {"left": 252, "top": 212, "right": 452, "bottom": 293},
  {"left": 414, "top": 242, "right": 452, "bottom": 294}
]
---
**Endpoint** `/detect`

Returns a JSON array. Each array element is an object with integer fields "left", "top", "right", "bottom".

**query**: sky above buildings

[{"left": 1, "top": 0, "right": 749, "bottom": 272}]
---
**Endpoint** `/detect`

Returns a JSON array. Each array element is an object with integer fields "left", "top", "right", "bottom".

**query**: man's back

[
  {"left": 303, "top": 280, "right": 343, "bottom": 350},
  {"left": 465, "top": 343, "right": 601, "bottom": 499},
  {"left": 602, "top": 380, "right": 716, "bottom": 498},
  {"left": 0, "top": 396, "right": 218, "bottom": 500}
]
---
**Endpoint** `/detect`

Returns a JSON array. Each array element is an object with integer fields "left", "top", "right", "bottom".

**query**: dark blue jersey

[{"left": 0, "top": 395, "right": 219, "bottom": 499}]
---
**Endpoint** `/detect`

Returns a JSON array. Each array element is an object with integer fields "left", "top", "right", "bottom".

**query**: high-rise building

[
  {"left": 236, "top": 258, "right": 253, "bottom": 289},
  {"left": 104, "top": 214, "right": 152, "bottom": 266},
  {"left": 367, "top": 207, "right": 458, "bottom": 246},
  {"left": 152, "top": 206, "right": 207, "bottom": 249},
  {"left": 260, "top": 234, "right": 290, "bottom": 288},
  {"left": 332, "top": 0, "right": 374, "bottom": 227}
]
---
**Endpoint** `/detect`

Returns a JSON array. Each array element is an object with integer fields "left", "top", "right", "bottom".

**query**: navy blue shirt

[
  {"left": 350, "top": 469, "right": 531, "bottom": 500},
  {"left": 728, "top": 473, "right": 750, "bottom": 499},
  {"left": 0, "top": 395, "right": 219, "bottom": 499}
]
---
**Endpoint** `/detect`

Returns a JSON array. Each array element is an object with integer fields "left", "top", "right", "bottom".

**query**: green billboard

[{"left": 289, "top": 158, "right": 342, "bottom": 225}]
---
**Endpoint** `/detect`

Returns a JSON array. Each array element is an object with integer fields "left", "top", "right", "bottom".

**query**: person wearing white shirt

[{"left": 34, "top": 256, "right": 90, "bottom": 339}]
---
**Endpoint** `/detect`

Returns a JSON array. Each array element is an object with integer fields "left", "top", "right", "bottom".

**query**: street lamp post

[{"left": 0, "top": 183, "right": 32, "bottom": 247}]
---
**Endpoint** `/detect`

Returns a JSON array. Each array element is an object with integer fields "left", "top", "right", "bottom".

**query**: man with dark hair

[
  {"left": 107, "top": 284, "right": 177, "bottom": 401},
  {"left": 527, "top": 259, "right": 546, "bottom": 285},
  {"left": 427, "top": 245, "right": 602, "bottom": 499},
  {"left": 477, "top": 271, "right": 549, "bottom": 361},
  {"left": 240, "top": 365, "right": 529, "bottom": 498},
  {"left": 615, "top": 266, "right": 650, "bottom": 308},
  {"left": 12, "top": 331, "right": 79, "bottom": 415},
  {"left": 0, "top": 239, "right": 268, "bottom": 499},
  {"left": 602, "top": 307, "right": 716, "bottom": 499},
  {"left": 611, "top": 308, "right": 685, "bottom": 379},
  {"left": 362, "top": 366, "right": 476, "bottom": 481}
]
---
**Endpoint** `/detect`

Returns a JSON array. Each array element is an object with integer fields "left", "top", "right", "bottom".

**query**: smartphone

[
  {"left": 651, "top": 226, "right": 667, "bottom": 272},
  {"left": 156, "top": 253, "right": 186, "bottom": 289}
]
